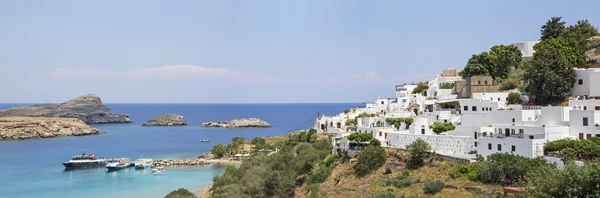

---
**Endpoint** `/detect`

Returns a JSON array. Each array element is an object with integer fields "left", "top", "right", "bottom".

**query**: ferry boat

[
  {"left": 62, "top": 151, "right": 107, "bottom": 168},
  {"left": 134, "top": 158, "right": 153, "bottom": 169},
  {"left": 106, "top": 158, "right": 131, "bottom": 171}
]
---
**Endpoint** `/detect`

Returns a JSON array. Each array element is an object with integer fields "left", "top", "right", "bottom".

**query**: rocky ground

[
  {"left": 201, "top": 118, "right": 271, "bottom": 128},
  {"left": 0, "top": 117, "right": 101, "bottom": 140},
  {"left": 0, "top": 94, "right": 131, "bottom": 124},
  {"left": 142, "top": 114, "right": 187, "bottom": 126}
]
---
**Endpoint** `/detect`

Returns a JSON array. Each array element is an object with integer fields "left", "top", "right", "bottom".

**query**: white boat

[
  {"left": 152, "top": 166, "right": 165, "bottom": 175},
  {"left": 134, "top": 158, "right": 153, "bottom": 169},
  {"left": 105, "top": 158, "right": 131, "bottom": 171}
]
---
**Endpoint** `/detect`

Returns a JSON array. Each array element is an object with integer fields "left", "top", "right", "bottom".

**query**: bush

[
  {"left": 473, "top": 153, "right": 553, "bottom": 186},
  {"left": 439, "top": 82, "right": 454, "bottom": 89},
  {"left": 370, "top": 138, "right": 382, "bottom": 146},
  {"left": 448, "top": 162, "right": 476, "bottom": 180},
  {"left": 347, "top": 132, "right": 373, "bottom": 142},
  {"left": 423, "top": 180, "right": 444, "bottom": 195},
  {"left": 376, "top": 192, "right": 397, "bottom": 198},
  {"left": 354, "top": 146, "right": 386, "bottom": 176},
  {"left": 384, "top": 165, "right": 392, "bottom": 175},
  {"left": 507, "top": 92, "right": 522, "bottom": 104},
  {"left": 322, "top": 154, "right": 338, "bottom": 167},
  {"left": 525, "top": 164, "right": 600, "bottom": 197},
  {"left": 406, "top": 139, "right": 432, "bottom": 169},
  {"left": 307, "top": 164, "right": 332, "bottom": 184},
  {"left": 544, "top": 137, "right": 600, "bottom": 160},
  {"left": 393, "top": 174, "right": 413, "bottom": 188},
  {"left": 211, "top": 144, "right": 227, "bottom": 158},
  {"left": 500, "top": 79, "right": 520, "bottom": 91},
  {"left": 165, "top": 188, "right": 195, "bottom": 198}
]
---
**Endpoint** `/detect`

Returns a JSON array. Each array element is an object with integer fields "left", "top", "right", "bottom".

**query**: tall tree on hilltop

[
  {"left": 524, "top": 44, "right": 576, "bottom": 105},
  {"left": 459, "top": 52, "right": 492, "bottom": 78},
  {"left": 564, "top": 19, "right": 600, "bottom": 51},
  {"left": 541, "top": 17, "right": 566, "bottom": 40},
  {"left": 489, "top": 45, "right": 523, "bottom": 79},
  {"left": 534, "top": 37, "right": 587, "bottom": 68}
]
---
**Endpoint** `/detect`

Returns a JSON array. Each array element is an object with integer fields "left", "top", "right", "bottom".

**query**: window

[
  {"left": 474, "top": 132, "right": 478, "bottom": 139},
  {"left": 421, "top": 129, "right": 425, "bottom": 134},
  {"left": 478, "top": 80, "right": 481, "bottom": 85},
  {"left": 472, "top": 106, "right": 477, "bottom": 111},
  {"left": 519, "top": 129, "right": 524, "bottom": 134},
  {"left": 512, "top": 118, "right": 515, "bottom": 122},
  {"left": 475, "top": 142, "right": 478, "bottom": 147},
  {"left": 464, "top": 106, "right": 468, "bottom": 111},
  {"left": 588, "top": 134, "right": 592, "bottom": 139},
  {"left": 511, "top": 129, "right": 515, "bottom": 134},
  {"left": 498, "top": 144, "right": 502, "bottom": 151},
  {"left": 381, "top": 101, "right": 384, "bottom": 105},
  {"left": 484, "top": 80, "right": 488, "bottom": 85},
  {"left": 579, "top": 79, "right": 583, "bottom": 85},
  {"left": 584, "top": 106, "right": 588, "bottom": 110},
  {"left": 511, "top": 145, "right": 516, "bottom": 152},
  {"left": 580, "top": 133, "right": 584, "bottom": 140},
  {"left": 530, "top": 135, "right": 534, "bottom": 139},
  {"left": 584, "top": 117, "right": 589, "bottom": 126},
  {"left": 498, "top": 98, "right": 501, "bottom": 101},
  {"left": 596, "top": 106, "right": 600, "bottom": 111},
  {"left": 379, "top": 132, "right": 382, "bottom": 136},
  {"left": 488, "top": 143, "right": 492, "bottom": 150}
]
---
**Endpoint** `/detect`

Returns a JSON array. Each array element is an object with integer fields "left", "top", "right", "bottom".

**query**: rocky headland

[
  {"left": 142, "top": 114, "right": 187, "bottom": 127},
  {"left": 0, "top": 94, "right": 131, "bottom": 124},
  {"left": 201, "top": 118, "right": 271, "bottom": 128},
  {"left": 0, "top": 117, "right": 101, "bottom": 140}
]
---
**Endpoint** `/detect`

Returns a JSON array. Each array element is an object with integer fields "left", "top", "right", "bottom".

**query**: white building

[
  {"left": 512, "top": 41, "right": 540, "bottom": 57},
  {"left": 569, "top": 99, "right": 600, "bottom": 139},
  {"left": 572, "top": 68, "right": 600, "bottom": 97}
]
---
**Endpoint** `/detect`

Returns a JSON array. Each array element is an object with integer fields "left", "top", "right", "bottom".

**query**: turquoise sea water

[{"left": 0, "top": 103, "right": 357, "bottom": 198}]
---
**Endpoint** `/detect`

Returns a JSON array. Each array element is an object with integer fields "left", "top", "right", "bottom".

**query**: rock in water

[
  {"left": 201, "top": 118, "right": 271, "bottom": 128},
  {"left": 0, "top": 94, "right": 131, "bottom": 124},
  {"left": 0, "top": 117, "right": 101, "bottom": 140},
  {"left": 143, "top": 114, "right": 187, "bottom": 127}
]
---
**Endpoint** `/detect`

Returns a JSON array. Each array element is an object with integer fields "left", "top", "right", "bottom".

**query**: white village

[{"left": 316, "top": 40, "right": 600, "bottom": 163}]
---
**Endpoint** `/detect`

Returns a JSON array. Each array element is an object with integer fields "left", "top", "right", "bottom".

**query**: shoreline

[{"left": 153, "top": 158, "right": 242, "bottom": 167}]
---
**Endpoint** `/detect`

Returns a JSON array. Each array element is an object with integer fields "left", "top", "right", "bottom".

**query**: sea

[{"left": 0, "top": 103, "right": 358, "bottom": 198}]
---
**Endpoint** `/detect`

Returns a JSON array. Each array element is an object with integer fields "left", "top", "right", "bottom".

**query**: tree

[
  {"left": 429, "top": 122, "right": 456, "bottom": 135},
  {"left": 211, "top": 144, "right": 227, "bottom": 158},
  {"left": 541, "top": 16, "right": 566, "bottom": 40},
  {"left": 406, "top": 139, "right": 431, "bottom": 169},
  {"left": 459, "top": 52, "right": 492, "bottom": 78},
  {"left": 507, "top": 92, "right": 522, "bottom": 105},
  {"left": 564, "top": 19, "right": 600, "bottom": 51},
  {"left": 488, "top": 45, "right": 522, "bottom": 79},
  {"left": 354, "top": 145, "right": 386, "bottom": 176},
  {"left": 251, "top": 136, "right": 266, "bottom": 150},
  {"left": 534, "top": 37, "right": 587, "bottom": 68},
  {"left": 525, "top": 42, "right": 576, "bottom": 105},
  {"left": 231, "top": 136, "right": 245, "bottom": 147},
  {"left": 347, "top": 132, "right": 373, "bottom": 142},
  {"left": 345, "top": 119, "right": 356, "bottom": 126},
  {"left": 344, "top": 109, "right": 349, "bottom": 114},
  {"left": 525, "top": 164, "right": 600, "bottom": 197},
  {"left": 370, "top": 138, "right": 381, "bottom": 147},
  {"left": 165, "top": 188, "right": 195, "bottom": 198}
]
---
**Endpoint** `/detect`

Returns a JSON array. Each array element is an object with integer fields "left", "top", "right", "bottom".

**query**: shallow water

[{"left": 0, "top": 103, "right": 357, "bottom": 198}]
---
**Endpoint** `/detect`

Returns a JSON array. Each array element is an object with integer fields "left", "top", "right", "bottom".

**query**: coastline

[{"left": 196, "top": 184, "right": 212, "bottom": 198}]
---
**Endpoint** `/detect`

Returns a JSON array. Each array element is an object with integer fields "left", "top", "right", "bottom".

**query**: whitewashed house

[{"left": 572, "top": 68, "right": 600, "bottom": 97}]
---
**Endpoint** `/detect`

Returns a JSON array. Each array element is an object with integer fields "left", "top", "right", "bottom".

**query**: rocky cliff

[
  {"left": 0, "top": 117, "right": 101, "bottom": 140},
  {"left": 0, "top": 94, "right": 131, "bottom": 124},
  {"left": 143, "top": 114, "right": 187, "bottom": 126},
  {"left": 202, "top": 118, "right": 271, "bottom": 128}
]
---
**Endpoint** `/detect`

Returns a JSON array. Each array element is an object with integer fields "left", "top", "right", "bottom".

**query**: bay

[{"left": 0, "top": 103, "right": 357, "bottom": 198}]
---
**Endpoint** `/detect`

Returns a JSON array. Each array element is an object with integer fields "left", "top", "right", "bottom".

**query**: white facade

[
  {"left": 569, "top": 100, "right": 600, "bottom": 139},
  {"left": 478, "top": 138, "right": 545, "bottom": 158},
  {"left": 512, "top": 41, "right": 540, "bottom": 57},
  {"left": 572, "top": 68, "right": 600, "bottom": 97},
  {"left": 387, "top": 132, "right": 474, "bottom": 156}
]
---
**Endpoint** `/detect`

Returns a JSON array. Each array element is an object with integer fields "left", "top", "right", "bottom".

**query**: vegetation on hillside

[
  {"left": 164, "top": 188, "right": 195, "bottom": 198},
  {"left": 459, "top": 45, "right": 522, "bottom": 80},
  {"left": 544, "top": 137, "right": 600, "bottom": 160},
  {"left": 385, "top": 118, "right": 413, "bottom": 130}
]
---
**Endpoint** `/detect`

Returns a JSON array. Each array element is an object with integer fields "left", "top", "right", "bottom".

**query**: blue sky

[{"left": 1, "top": 0, "right": 598, "bottom": 103}]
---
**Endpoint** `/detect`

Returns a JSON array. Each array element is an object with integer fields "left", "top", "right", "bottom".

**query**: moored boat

[
  {"left": 62, "top": 151, "right": 107, "bottom": 169},
  {"left": 105, "top": 158, "right": 131, "bottom": 171},
  {"left": 134, "top": 158, "right": 153, "bottom": 169},
  {"left": 201, "top": 139, "right": 209, "bottom": 142}
]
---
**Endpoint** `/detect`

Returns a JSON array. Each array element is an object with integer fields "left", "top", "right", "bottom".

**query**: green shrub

[
  {"left": 406, "top": 139, "right": 432, "bottom": 169},
  {"left": 439, "top": 82, "right": 454, "bottom": 89},
  {"left": 384, "top": 165, "right": 392, "bottom": 175},
  {"left": 165, "top": 188, "right": 195, "bottom": 198},
  {"left": 307, "top": 164, "right": 332, "bottom": 184},
  {"left": 473, "top": 153, "right": 553, "bottom": 186},
  {"left": 347, "top": 132, "right": 373, "bottom": 142},
  {"left": 322, "top": 154, "right": 338, "bottom": 167},
  {"left": 500, "top": 79, "right": 520, "bottom": 91},
  {"left": 423, "top": 180, "right": 444, "bottom": 195},
  {"left": 525, "top": 164, "right": 600, "bottom": 197},
  {"left": 507, "top": 92, "right": 522, "bottom": 104},
  {"left": 354, "top": 146, "right": 386, "bottom": 176},
  {"left": 448, "top": 163, "right": 476, "bottom": 179},
  {"left": 429, "top": 122, "right": 456, "bottom": 135},
  {"left": 393, "top": 174, "right": 413, "bottom": 188},
  {"left": 376, "top": 192, "right": 397, "bottom": 198}
]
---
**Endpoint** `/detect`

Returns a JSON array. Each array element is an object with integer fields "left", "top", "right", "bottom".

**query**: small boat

[
  {"left": 106, "top": 158, "right": 131, "bottom": 171},
  {"left": 152, "top": 166, "right": 165, "bottom": 175},
  {"left": 62, "top": 151, "right": 107, "bottom": 169},
  {"left": 200, "top": 139, "right": 210, "bottom": 142},
  {"left": 133, "top": 158, "right": 153, "bottom": 169}
]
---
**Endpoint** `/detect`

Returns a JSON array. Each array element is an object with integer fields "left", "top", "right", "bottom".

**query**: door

[
  {"left": 505, "top": 128, "right": 510, "bottom": 137},
  {"left": 580, "top": 133, "right": 584, "bottom": 140}
]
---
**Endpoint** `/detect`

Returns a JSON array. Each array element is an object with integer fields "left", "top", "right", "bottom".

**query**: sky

[{"left": 1, "top": 0, "right": 599, "bottom": 103}]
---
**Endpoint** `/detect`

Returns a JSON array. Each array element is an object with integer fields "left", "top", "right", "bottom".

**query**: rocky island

[
  {"left": 202, "top": 118, "right": 271, "bottom": 128},
  {"left": 0, "top": 94, "right": 131, "bottom": 124},
  {"left": 142, "top": 114, "right": 187, "bottom": 126},
  {"left": 0, "top": 117, "right": 100, "bottom": 140}
]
